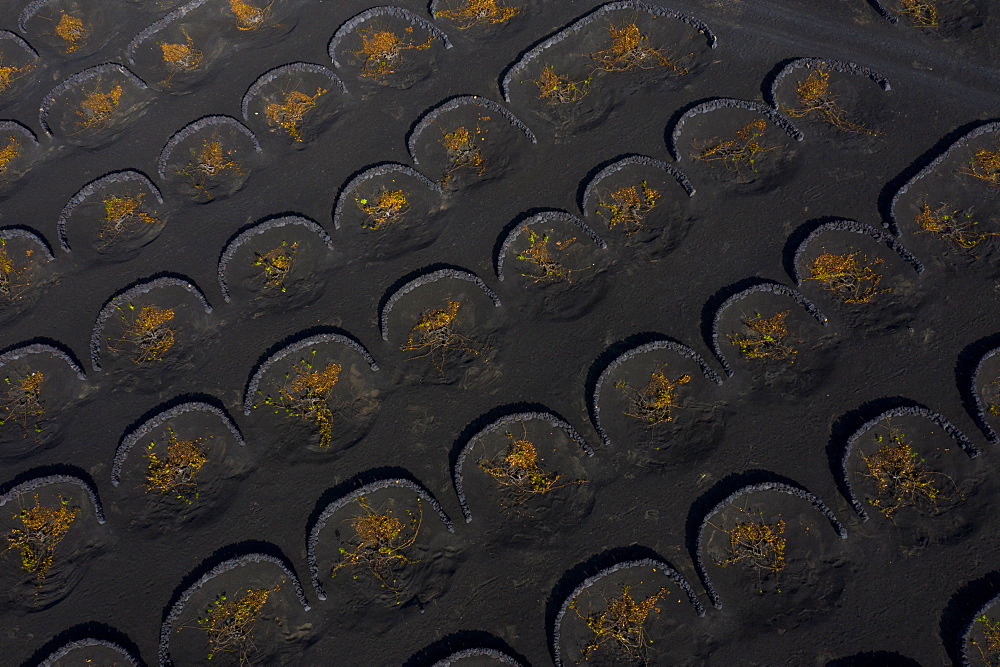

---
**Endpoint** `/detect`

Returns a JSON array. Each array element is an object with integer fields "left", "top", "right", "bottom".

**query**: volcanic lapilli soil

[{"left": 1, "top": 0, "right": 1000, "bottom": 664}]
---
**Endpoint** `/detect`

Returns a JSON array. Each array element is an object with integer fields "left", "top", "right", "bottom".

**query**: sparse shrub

[
  {"left": 516, "top": 228, "right": 575, "bottom": 283},
  {"left": 4, "top": 494, "right": 79, "bottom": 583},
  {"left": 109, "top": 304, "right": 177, "bottom": 364},
  {"left": 196, "top": 585, "right": 278, "bottom": 663},
  {"left": 532, "top": 65, "right": 590, "bottom": 104},
  {"left": 145, "top": 429, "right": 208, "bottom": 503},
  {"left": 262, "top": 357, "right": 342, "bottom": 448},
  {"left": 972, "top": 614, "right": 1000, "bottom": 666},
  {"left": 714, "top": 511, "right": 787, "bottom": 594},
  {"left": 596, "top": 181, "right": 661, "bottom": 234},
  {"left": 478, "top": 430, "right": 582, "bottom": 505},
  {"left": 331, "top": 496, "right": 422, "bottom": 598},
  {"left": 807, "top": 251, "right": 888, "bottom": 303},
  {"left": 55, "top": 12, "right": 88, "bottom": 53},
  {"left": 159, "top": 30, "right": 202, "bottom": 85},
  {"left": 784, "top": 68, "right": 875, "bottom": 134},
  {"left": 355, "top": 189, "right": 410, "bottom": 230},
  {"left": 986, "top": 374, "right": 1000, "bottom": 417},
  {"left": 728, "top": 310, "right": 797, "bottom": 361},
  {"left": 590, "top": 22, "right": 688, "bottom": 73},
  {"left": 0, "top": 370, "right": 45, "bottom": 435},
  {"left": 75, "top": 84, "right": 124, "bottom": 132},
  {"left": 0, "top": 135, "right": 19, "bottom": 174},
  {"left": 860, "top": 427, "right": 957, "bottom": 518},
  {"left": 0, "top": 59, "right": 32, "bottom": 94},
  {"left": 963, "top": 146, "right": 1000, "bottom": 189},
  {"left": 615, "top": 366, "right": 691, "bottom": 425},
  {"left": 0, "top": 238, "right": 33, "bottom": 302},
  {"left": 178, "top": 138, "right": 245, "bottom": 199},
  {"left": 435, "top": 0, "right": 520, "bottom": 29},
  {"left": 570, "top": 584, "right": 669, "bottom": 664},
  {"left": 354, "top": 27, "right": 433, "bottom": 79},
  {"left": 897, "top": 0, "right": 938, "bottom": 26},
  {"left": 694, "top": 118, "right": 776, "bottom": 179},
  {"left": 229, "top": 0, "right": 272, "bottom": 31},
  {"left": 439, "top": 125, "right": 486, "bottom": 186},
  {"left": 264, "top": 88, "right": 326, "bottom": 141},
  {"left": 252, "top": 241, "right": 298, "bottom": 292},
  {"left": 401, "top": 300, "right": 487, "bottom": 373},
  {"left": 100, "top": 194, "right": 161, "bottom": 248},
  {"left": 915, "top": 202, "right": 996, "bottom": 249}
]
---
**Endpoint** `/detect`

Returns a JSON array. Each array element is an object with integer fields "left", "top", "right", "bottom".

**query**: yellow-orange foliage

[
  {"left": 265, "top": 88, "right": 326, "bottom": 141},
  {"left": 0, "top": 371, "right": 45, "bottom": 434},
  {"left": 616, "top": 366, "right": 691, "bottom": 425},
  {"left": 591, "top": 22, "right": 688, "bottom": 73},
  {"left": 571, "top": 584, "right": 669, "bottom": 663},
  {"left": 435, "top": 0, "right": 520, "bottom": 29},
  {"left": 785, "top": 69, "right": 875, "bottom": 134},
  {"left": 331, "top": 497, "right": 422, "bottom": 596},
  {"left": 355, "top": 28, "right": 433, "bottom": 79},
  {"left": 55, "top": 12, "right": 87, "bottom": 53},
  {"left": 197, "top": 586, "right": 277, "bottom": 662},
  {"left": 76, "top": 84, "right": 123, "bottom": 132},
  {"left": 229, "top": 0, "right": 271, "bottom": 30},
  {"left": 808, "top": 251, "right": 888, "bottom": 303},
  {"left": 146, "top": 430, "right": 209, "bottom": 500},
  {"left": 355, "top": 189, "right": 410, "bottom": 230},
  {"left": 729, "top": 310, "right": 797, "bottom": 361},
  {"left": 265, "top": 360, "right": 342, "bottom": 447},
  {"left": 5, "top": 494, "right": 78, "bottom": 582},
  {"left": 112, "top": 305, "right": 177, "bottom": 364}
]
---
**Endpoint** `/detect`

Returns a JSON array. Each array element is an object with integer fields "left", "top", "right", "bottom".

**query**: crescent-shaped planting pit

[
  {"left": 380, "top": 267, "right": 502, "bottom": 379},
  {"left": 157, "top": 115, "right": 262, "bottom": 202},
  {"left": 243, "top": 331, "right": 378, "bottom": 414},
  {"left": 668, "top": 97, "right": 802, "bottom": 162},
  {"left": 408, "top": 95, "right": 535, "bottom": 164},
  {"left": 0, "top": 225, "right": 57, "bottom": 323},
  {"left": 56, "top": 169, "right": 165, "bottom": 256},
  {"left": 0, "top": 471, "right": 107, "bottom": 608},
  {"left": 707, "top": 281, "right": 827, "bottom": 377},
  {"left": 961, "top": 589, "right": 1000, "bottom": 667},
  {"left": 328, "top": 6, "right": 451, "bottom": 88},
  {"left": 692, "top": 480, "right": 846, "bottom": 610},
  {"left": 0, "top": 472, "right": 104, "bottom": 521},
  {"left": 241, "top": 62, "right": 347, "bottom": 142},
  {"left": 886, "top": 121, "right": 1000, "bottom": 236},
  {"left": 0, "top": 121, "right": 42, "bottom": 189},
  {"left": 789, "top": 219, "right": 923, "bottom": 284},
  {"left": 406, "top": 96, "right": 536, "bottom": 188},
  {"left": 380, "top": 267, "right": 500, "bottom": 341},
  {"left": 494, "top": 210, "right": 606, "bottom": 284},
  {"left": 112, "top": 400, "right": 244, "bottom": 486},
  {"left": 835, "top": 405, "right": 979, "bottom": 521},
  {"left": 306, "top": 476, "right": 454, "bottom": 601},
  {"left": 430, "top": 647, "right": 525, "bottom": 667},
  {"left": 766, "top": 57, "right": 891, "bottom": 110},
  {"left": 580, "top": 155, "right": 694, "bottom": 217},
  {"left": 89, "top": 275, "right": 213, "bottom": 373},
  {"left": 499, "top": 1, "right": 716, "bottom": 103},
  {"left": 126, "top": 0, "right": 211, "bottom": 65},
  {"left": 332, "top": 162, "right": 441, "bottom": 231},
  {"left": 157, "top": 552, "right": 311, "bottom": 667},
  {"left": 37, "top": 637, "right": 140, "bottom": 667},
  {"left": 551, "top": 557, "right": 704, "bottom": 666},
  {"left": 452, "top": 410, "right": 594, "bottom": 523},
  {"left": 0, "top": 31, "right": 38, "bottom": 98},
  {"left": 969, "top": 345, "right": 1000, "bottom": 444},
  {"left": 126, "top": 0, "right": 244, "bottom": 90},
  {"left": 18, "top": 0, "right": 119, "bottom": 58},
  {"left": 218, "top": 215, "right": 333, "bottom": 303},
  {"left": 39, "top": 64, "right": 152, "bottom": 144},
  {"left": 242, "top": 330, "right": 379, "bottom": 452},
  {"left": 0, "top": 341, "right": 88, "bottom": 454},
  {"left": 589, "top": 338, "right": 721, "bottom": 451}
]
